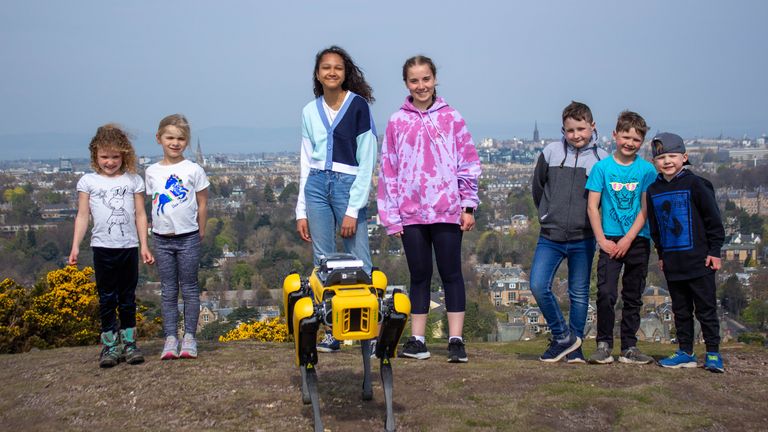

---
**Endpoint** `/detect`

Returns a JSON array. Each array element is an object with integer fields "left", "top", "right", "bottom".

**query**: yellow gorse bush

[
  {"left": 219, "top": 317, "right": 288, "bottom": 343},
  {"left": 22, "top": 266, "right": 99, "bottom": 348}
]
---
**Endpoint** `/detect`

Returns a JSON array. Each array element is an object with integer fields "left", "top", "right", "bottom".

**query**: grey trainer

[
  {"left": 588, "top": 341, "right": 614, "bottom": 364},
  {"left": 619, "top": 346, "right": 654, "bottom": 364}
]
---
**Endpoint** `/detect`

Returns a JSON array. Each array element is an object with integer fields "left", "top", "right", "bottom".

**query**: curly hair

[
  {"left": 88, "top": 124, "right": 137, "bottom": 174},
  {"left": 312, "top": 46, "right": 374, "bottom": 103}
]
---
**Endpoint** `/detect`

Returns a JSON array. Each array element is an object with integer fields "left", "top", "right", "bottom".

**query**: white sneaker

[
  {"left": 179, "top": 334, "right": 198, "bottom": 359},
  {"left": 161, "top": 336, "right": 179, "bottom": 360}
]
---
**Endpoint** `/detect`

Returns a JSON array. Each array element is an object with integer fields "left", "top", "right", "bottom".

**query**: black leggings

[{"left": 401, "top": 223, "right": 465, "bottom": 314}]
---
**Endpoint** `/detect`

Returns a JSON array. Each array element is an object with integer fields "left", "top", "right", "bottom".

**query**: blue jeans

[
  {"left": 529, "top": 236, "right": 595, "bottom": 339},
  {"left": 153, "top": 231, "right": 202, "bottom": 337},
  {"left": 305, "top": 169, "right": 372, "bottom": 274}
]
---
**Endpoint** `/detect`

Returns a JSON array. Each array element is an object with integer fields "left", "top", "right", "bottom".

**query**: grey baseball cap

[{"left": 651, "top": 132, "right": 691, "bottom": 165}]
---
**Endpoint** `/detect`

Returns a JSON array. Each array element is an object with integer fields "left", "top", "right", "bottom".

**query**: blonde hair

[
  {"left": 157, "top": 113, "right": 191, "bottom": 141},
  {"left": 88, "top": 124, "right": 137, "bottom": 174}
]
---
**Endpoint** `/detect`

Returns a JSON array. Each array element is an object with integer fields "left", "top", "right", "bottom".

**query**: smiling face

[
  {"left": 613, "top": 127, "right": 644, "bottom": 160},
  {"left": 653, "top": 152, "right": 688, "bottom": 181},
  {"left": 157, "top": 125, "right": 188, "bottom": 164},
  {"left": 563, "top": 117, "right": 595, "bottom": 148},
  {"left": 405, "top": 63, "right": 436, "bottom": 111},
  {"left": 315, "top": 53, "right": 346, "bottom": 93},
  {"left": 96, "top": 147, "right": 124, "bottom": 177}
]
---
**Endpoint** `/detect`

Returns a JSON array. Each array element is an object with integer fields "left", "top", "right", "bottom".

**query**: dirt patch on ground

[{"left": 1, "top": 340, "right": 767, "bottom": 431}]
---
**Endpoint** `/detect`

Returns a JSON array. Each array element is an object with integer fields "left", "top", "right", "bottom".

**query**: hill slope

[{"left": 1, "top": 340, "right": 767, "bottom": 431}]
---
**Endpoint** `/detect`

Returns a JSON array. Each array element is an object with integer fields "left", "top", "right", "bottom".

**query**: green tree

[
  {"left": 742, "top": 300, "right": 768, "bottom": 330},
  {"left": 719, "top": 275, "right": 747, "bottom": 316}
]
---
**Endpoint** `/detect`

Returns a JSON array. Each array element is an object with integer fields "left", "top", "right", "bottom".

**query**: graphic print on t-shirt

[
  {"left": 95, "top": 186, "right": 129, "bottom": 236},
  {"left": 608, "top": 173, "right": 640, "bottom": 229},
  {"left": 651, "top": 190, "right": 692, "bottom": 251},
  {"left": 152, "top": 174, "right": 190, "bottom": 215}
]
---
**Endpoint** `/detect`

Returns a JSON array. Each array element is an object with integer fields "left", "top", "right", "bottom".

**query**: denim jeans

[
  {"left": 529, "top": 236, "right": 596, "bottom": 339},
  {"left": 153, "top": 231, "right": 201, "bottom": 337},
  {"left": 305, "top": 168, "right": 372, "bottom": 274}
]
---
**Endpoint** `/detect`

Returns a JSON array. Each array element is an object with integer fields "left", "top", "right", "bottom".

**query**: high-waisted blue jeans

[
  {"left": 153, "top": 231, "right": 201, "bottom": 337},
  {"left": 304, "top": 168, "right": 372, "bottom": 274},
  {"left": 529, "top": 236, "right": 595, "bottom": 339}
]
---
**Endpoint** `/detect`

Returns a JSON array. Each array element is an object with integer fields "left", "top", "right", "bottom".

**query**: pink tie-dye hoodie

[{"left": 377, "top": 96, "right": 481, "bottom": 235}]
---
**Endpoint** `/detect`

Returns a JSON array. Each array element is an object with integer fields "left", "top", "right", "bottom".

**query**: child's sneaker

[
  {"left": 447, "top": 338, "right": 468, "bottom": 363},
  {"left": 119, "top": 327, "right": 144, "bottom": 365},
  {"left": 659, "top": 350, "right": 697, "bottom": 368},
  {"left": 539, "top": 333, "right": 581, "bottom": 363},
  {"left": 399, "top": 336, "right": 431, "bottom": 360},
  {"left": 703, "top": 352, "right": 725, "bottom": 373},
  {"left": 99, "top": 330, "right": 121, "bottom": 368},
  {"left": 160, "top": 335, "right": 179, "bottom": 360},
  {"left": 317, "top": 332, "right": 341, "bottom": 353},
  {"left": 179, "top": 334, "right": 198, "bottom": 359},
  {"left": 619, "top": 346, "right": 654, "bottom": 365},
  {"left": 565, "top": 346, "right": 586, "bottom": 364},
  {"left": 588, "top": 341, "right": 614, "bottom": 364}
]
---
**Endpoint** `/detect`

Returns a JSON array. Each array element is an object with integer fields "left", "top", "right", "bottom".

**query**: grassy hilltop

[{"left": 1, "top": 339, "right": 767, "bottom": 431}]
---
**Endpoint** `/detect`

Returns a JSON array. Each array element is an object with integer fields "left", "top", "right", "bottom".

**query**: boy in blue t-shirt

[{"left": 585, "top": 111, "right": 658, "bottom": 365}]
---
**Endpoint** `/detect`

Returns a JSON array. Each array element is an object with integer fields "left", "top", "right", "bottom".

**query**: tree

[
  {"left": 742, "top": 300, "right": 768, "bottom": 330},
  {"left": 263, "top": 183, "right": 276, "bottom": 203},
  {"left": 719, "top": 275, "right": 747, "bottom": 316}
]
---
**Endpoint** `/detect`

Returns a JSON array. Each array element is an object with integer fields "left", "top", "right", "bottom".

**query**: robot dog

[{"left": 282, "top": 254, "right": 411, "bottom": 432}]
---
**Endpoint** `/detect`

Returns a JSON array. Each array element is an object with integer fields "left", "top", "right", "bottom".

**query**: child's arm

[
  {"left": 696, "top": 178, "right": 725, "bottom": 271},
  {"left": 587, "top": 190, "right": 616, "bottom": 256},
  {"left": 646, "top": 191, "right": 663, "bottom": 272},
  {"left": 68, "top": 192, "right": 90, "bottom": 266},
  {"left": 134, "top": 193, "right": 154, "bottom": 265},
  {"left": 614, "top": 192, "right": 648, "bottom": 258},
  {"left": 531, "top": 152, "right": 548, "bottom": 208},
  {"left": 197, "top": 188, "right": 209, "bottom": 239}
]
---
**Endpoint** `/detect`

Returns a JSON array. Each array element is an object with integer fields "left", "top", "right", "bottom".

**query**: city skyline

[{"left": 1, "top": 1, "right": 766, "bottom": 160}]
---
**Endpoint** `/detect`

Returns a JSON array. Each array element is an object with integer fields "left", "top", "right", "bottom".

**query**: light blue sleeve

[{"left": 585, "top": 160, "right": 605, "bottom": 192}]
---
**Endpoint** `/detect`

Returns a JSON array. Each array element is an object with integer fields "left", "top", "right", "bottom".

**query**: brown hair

[
  {"left": 157, "top": 113, "right": 191, "bottom": 141},
  {"left": 562, "top": 101, "right": 593, "bottom": 124},
  {"left": 615, "top": 110, "right": 649, "bottom": 139},
  {"left": 402, "top": 55, "right": 438, "bottom": 103},
  {"left": 88, "top": 124, "right": 137, "bottom": 174}
]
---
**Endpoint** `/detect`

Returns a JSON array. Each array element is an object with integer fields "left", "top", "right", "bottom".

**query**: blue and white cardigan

[{"left": 296, "top": 91, "right": 378, "bottom": 219}]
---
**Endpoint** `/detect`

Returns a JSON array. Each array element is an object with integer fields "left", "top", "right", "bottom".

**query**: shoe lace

[
  {"left": 321, "top": 333, "right": 334, "bottom": 345},
  {"left": 163, "top": 337, "right": 177, "bottom": 351}
]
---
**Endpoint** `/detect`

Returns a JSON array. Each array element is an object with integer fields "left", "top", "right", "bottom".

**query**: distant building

[
  {"left": 195, "top": 138, "right": 205, "bottom": 166},
  {"left": 533, "top": 121, "right": 539, "bottom": 143},
  {"left": 59, "top": 158, "right": 73, "bottom": 173}
]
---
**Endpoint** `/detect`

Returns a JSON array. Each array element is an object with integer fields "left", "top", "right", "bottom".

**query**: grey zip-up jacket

[{"left": 531, "top": 132, "right": 609, "bottom": 241}]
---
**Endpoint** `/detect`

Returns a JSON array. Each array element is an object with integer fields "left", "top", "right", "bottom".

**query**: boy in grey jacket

[{"left": 530, "top": 101, "right": 609, "bottom": 363}]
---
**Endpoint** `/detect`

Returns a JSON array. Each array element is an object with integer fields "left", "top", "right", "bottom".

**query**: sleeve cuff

[{"left": 345, "top": 207, "right": 360, "bottom": 218}]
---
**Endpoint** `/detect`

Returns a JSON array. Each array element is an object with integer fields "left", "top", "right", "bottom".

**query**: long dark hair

[{"left": 313, "top": 45, "right": 374, "bottom": 103}]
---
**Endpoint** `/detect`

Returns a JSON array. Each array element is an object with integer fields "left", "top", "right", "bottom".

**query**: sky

[{"left": 0, "top": 1, "right": 766, "bottom": 160}]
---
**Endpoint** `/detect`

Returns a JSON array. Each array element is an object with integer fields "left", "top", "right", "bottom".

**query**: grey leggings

[{"left": 153, "top": 231, "right": 201, "bottom": 337}]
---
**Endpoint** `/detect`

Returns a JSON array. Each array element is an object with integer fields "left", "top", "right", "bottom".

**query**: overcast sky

[{"left": 1, "top": 1, "right": 766, "bottom": 159}]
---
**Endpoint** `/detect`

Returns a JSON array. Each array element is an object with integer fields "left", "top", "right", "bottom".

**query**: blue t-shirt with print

[{"left": 585, "top": 155, "right": 657, "bottom": 238}]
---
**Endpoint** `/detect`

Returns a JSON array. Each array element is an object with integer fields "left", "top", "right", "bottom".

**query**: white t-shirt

[
  {"left": 77, "top": 172, "right": 144, "bottom": 248},
  {"left": 145, "top": 159, "right": 210, "bottom": 235}
]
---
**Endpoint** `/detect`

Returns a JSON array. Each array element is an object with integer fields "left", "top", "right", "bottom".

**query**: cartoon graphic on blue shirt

[
  {"left": 152, "top": 174, "right": 189, "bottom": 215},
  {"left": 652, "top": 190, "right": 692, "bottom": 251},
  {"left": 607, "top": 173, "right": 641, "bottom": 229}
]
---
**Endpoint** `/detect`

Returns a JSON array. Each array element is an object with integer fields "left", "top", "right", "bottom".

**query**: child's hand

[
  {"left": 460, "top": 213, "right": 475, "bottom": 231},
  {"left": 340, "top": 216, "right": 357, "bottom": 238},
  {"left": 613, "top": 237, "right": 632, "bottom": 259},
  {"left": 705, "top": 256, "right": 721, "bottom": 270},
  {"left": 68, "top": 248, "right": 79, "bottom": 266},
  {"left": 141, "top": 248, "right": 155, "bottom": 265},
  {"left": 599, "top": 239, "right": 617, "bottom": 256},
  {"left": 296, "top": 219, "right": 311, "bottom": 242},
  {"left": 658, "top": 260, "right": 664, "bottom": 272}
]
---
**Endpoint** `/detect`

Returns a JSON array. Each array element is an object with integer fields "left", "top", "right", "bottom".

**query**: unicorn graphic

[{"left": 153, "top": 174, "right": 190, "bottom": 215}]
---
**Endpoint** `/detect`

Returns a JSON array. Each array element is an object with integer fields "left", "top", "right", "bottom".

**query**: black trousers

[
  {"left": 668, "top": 272, "right": 720, "bottom": 353},
  {"left": 401, "top": 223, "right": 465, "bottom": 314},
  {"left": 92, "top": 247, "right": 139, "bottom": 333},
  {"left": 595, "top": 236, "right": 650, "bottom": 350}
]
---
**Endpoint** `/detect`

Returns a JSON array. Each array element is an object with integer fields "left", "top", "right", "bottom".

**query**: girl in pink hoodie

[{"left": 377, "top": 55, "right": 481, "bottom": 363}]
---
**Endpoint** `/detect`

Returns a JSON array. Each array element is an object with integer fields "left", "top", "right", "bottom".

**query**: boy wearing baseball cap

[{"left": 646, "top": 132, "right": 725, "bottom": 372}]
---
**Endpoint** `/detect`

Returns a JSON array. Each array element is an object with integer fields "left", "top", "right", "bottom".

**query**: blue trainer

[
  {"left": 703, "top": 352, "right": 725, "bottom": 373},
  {"left": 659, "top": 350, "right": 697, "bottom": 368},
  {"left": 540, "top": 333, "right": 582, "bottom": 363},
  {"left": 317, "top": 332, "right": 341, "bottom": 353},
  {"left": 566, "top": 346, "right": 586, "bottom": 364}
]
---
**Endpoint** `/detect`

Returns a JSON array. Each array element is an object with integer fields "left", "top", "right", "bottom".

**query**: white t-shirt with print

[
  {"left": 77, "top": 172, "right": 144, "bottom": 248},
  {"left": 145, "top": 159, "right": 210, "bottom": 235}
]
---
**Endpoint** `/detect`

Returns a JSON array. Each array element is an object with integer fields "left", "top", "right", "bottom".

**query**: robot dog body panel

[{"left": 281, "top": 253, "right": 410, "bottom": 431}]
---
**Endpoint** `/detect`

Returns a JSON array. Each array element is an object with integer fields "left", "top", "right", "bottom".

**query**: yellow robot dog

[{"left": 283, "top": 253, "right": 410, "bottom": 432}]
